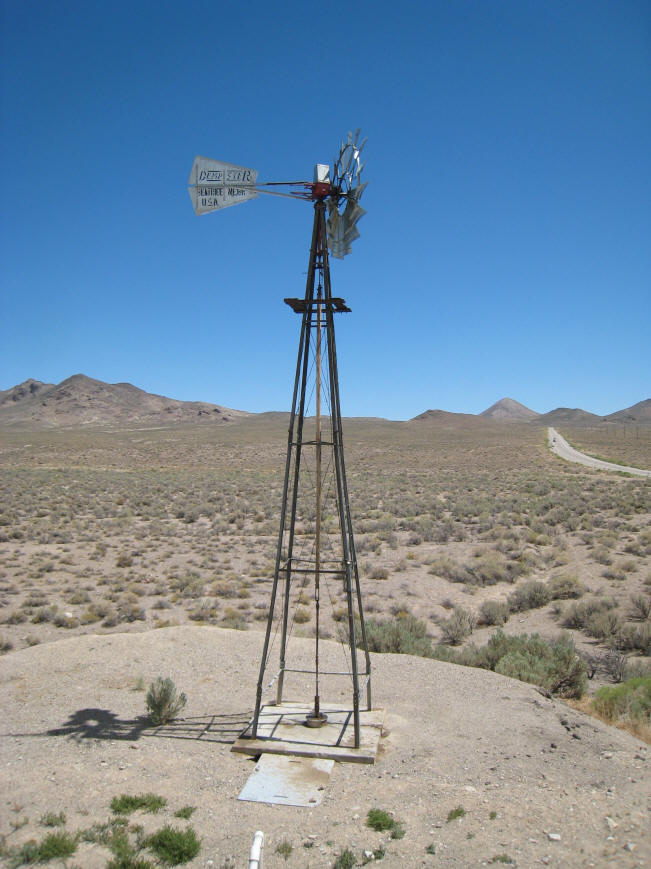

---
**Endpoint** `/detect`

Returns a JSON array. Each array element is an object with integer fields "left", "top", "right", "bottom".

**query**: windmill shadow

[
  {"left": 36, "top": 708, "right": 252, "bottom": 745},
  {"left": 45, "top": 707, "right": 149, "bottom": 742}
]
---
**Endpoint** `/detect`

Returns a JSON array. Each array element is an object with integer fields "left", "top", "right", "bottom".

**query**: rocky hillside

[{"left": 0, "top": 374, "right": 250, "bottom": 429}]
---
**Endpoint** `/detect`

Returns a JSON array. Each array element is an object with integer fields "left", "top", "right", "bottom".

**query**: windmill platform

[{"left": 232, "top": 702, "right": 384, "bottom": 765}]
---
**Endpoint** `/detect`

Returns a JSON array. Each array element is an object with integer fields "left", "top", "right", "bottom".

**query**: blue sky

[{"left": 2, "top": 0, "right": 649, "bottom": 419}]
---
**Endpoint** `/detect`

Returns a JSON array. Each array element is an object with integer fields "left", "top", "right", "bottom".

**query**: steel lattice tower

[{"left": 251, "top": 196, "right": 371, "bottom": 748}]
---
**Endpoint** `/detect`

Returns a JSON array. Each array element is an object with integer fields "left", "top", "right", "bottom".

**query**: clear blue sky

[{"left": 2, "top": 0, "right": 649, "bottom": 419}]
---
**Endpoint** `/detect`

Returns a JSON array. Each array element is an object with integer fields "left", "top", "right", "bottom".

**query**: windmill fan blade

[
  {"left": 349, "top": 182, "right": 368, "bottom": 201},
  {"left": 343, "top": 224, "right": 360, "bottom": 248},
  {"left": 343, "top": 200, "right": 366, "bottom": 228}
]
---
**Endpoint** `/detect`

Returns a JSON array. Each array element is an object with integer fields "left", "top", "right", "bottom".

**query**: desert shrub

[
  {"left": 8, "top": 831, "right": 79, "bottom": 865},
  {"left": 53, "top": 613, "right": 80, "bottom": 628},
  {"left": 428, "top": 556, "right": 472, "bottom": 584},
  {"left": 508, "top": 581, "right": 550, "bottom": 613},
  {"left": 145, "top": 677, "right": 187, "bottom": 725},
  {"left": 561, "top": 596, "right": 618, "bottom": 630},
  {"left": 370, "top": 566, "right": 389, "bottom": 580},
  {"left": 115, "top": 597, "right": 146, "bottom": 623},
  {"left": 592, "top": 677, "right": 651, "bottom": 728},
  {"left": 80, "top": 605, "right": 101, "bottom": 624},
  {"left": 628, "top": 594, "right": 651, "bottom": 622},
  {"left": 66, "top": 589, "right": 91, "bottom": 604},
  {"left": 478, "top": 600, "right": 510, "bottom": 626},
  {"left": 111, "top": 793, "right": 166, "bottom": 815},
  {"left": 471, "top": 553, "right": 512, "bottom": 585},
  {"left": 333, "top": 849, "right": 356, "bottom": 869},
  {"left": 188, "top": 600, "right": 219, "bottom": 622},
  {"left": 39, "top": 811, "right": 66, "bottom": 827},
  {"left": 602, "top": 565, "right": 626, "bottom": 581},
  {"left": 612, "top": 622, "right": 651, "bottom": 654},
  {"left": 592, "top": 546, "right": 612, "bottom": 565},
  {"left": 294, "top": 607, "right": 311, "bottom": 623},
  {"left": 170, "top": 572, "right": 204, "bottom": 598},
  {"left": 547, "top": 574, "right": 584, "bottom": 600},
  {"left": 220, "top": 608, "right": 249, "bottom": 630},
  {"left": 147, "top": 826, "right": 200, "bottom": 865},
  {"left": 366, "top": 807, "right": 404, "bottom": 838},
  {"left": 31, "top": 605, "right": 58, "bottom": 623},
  {"left": 585, "top": 610, "right": 623, "bottom": 641},
  {"left": 3, "top": 610, "right": 27, "bottom": 624},
  {"left": 439, "top": 607, "right": 476, "bottom": 645},
  {"left": 275, "top": 839, "right": 293, "bottom": 860},
  {"left": 362, "top": 615, "right": 433, "bottom": 657},
  {"left": 433, "top": 630, "right": 586, "bottom": 698}
]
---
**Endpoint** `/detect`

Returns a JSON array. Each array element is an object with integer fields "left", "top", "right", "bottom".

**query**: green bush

[
  {"left": 147, "top": 825, "right": 200, "bottom": 865},
  {"left": 366, "top": 807, "right": 405, "bottom": 839},
  {"left": 439, "top": 607, "right": 476, "bottom": 645},
  {"left": 433, "top": 629, "right": 587, "bottom": 698},
  {"left": 548, "top": 574, "right": 584, "bottom": 599},
  {"left": 585, "top": 610, "right": 622, "bottom": 641},
  {"left": 333, "top": 849, "right": 356, "bottom": 869},
  {"left": 592, "top": 677, "right": 651, "bottom": 726},
  {"left": 146, "top": 677, "right": 187, "bottom": 725},
  {"left": 111, "top": 793, "right": 166, "bottom": 815},
  {"left": 8, "top": 831, "right": 79, "bottom": 866},
  {"left": 628, "top": 594, "right": 651, "bottom": 622},
  {"left": 612, "top": 622, "right": 651, "bottom": 654},
  {"left": 508, "top": 580, "right": 550, "bottom": 613},
  {"left": 478, "top": 600, "right": 510, "bottom": 627},
  {"left": 561, "top": 596, "right": 618, "bottom": 630},
  {"left": 367, "top": 808, "right": 394, "bottom": 831},
  {"left": 362, "top": 616, "right": 433, "bottom": 657}
]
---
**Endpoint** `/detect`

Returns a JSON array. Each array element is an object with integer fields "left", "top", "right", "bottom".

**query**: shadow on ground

[{"left": 7, "top": 709, "right": 252, "bottom": 745}]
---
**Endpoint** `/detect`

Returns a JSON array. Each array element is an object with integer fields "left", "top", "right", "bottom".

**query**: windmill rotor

[
  {"left": 188, "top": 130, "right": 367, "bottom": 259},
  {"left": 327, "top": 129, "right": 367, "bottom": 259}
]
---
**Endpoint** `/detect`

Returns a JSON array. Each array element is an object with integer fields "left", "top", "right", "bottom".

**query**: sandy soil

[{"left": 1, "top": 626, "right": 648, "bottom": 868}]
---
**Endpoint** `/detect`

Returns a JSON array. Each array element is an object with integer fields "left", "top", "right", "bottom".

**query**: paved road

[{"left": 548, "top": 427, "right": 651, "bottom": 478}]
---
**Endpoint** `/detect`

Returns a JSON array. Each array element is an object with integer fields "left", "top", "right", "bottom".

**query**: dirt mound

[{"left": 1, "top": 626, "right": 647, "bottom": 867}]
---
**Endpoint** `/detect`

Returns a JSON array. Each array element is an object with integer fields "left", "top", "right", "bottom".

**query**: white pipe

[{"left": 249, "top": 830, "right": 264, "bottom": 869}]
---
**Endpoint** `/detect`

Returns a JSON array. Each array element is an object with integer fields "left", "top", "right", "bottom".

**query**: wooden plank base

[{"left": 231, "top": 702, "right": 384, "bottom": 765}]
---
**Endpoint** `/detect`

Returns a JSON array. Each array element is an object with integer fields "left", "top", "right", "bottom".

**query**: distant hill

[
  {"left": 537, "top": 407, "right": 602, "bottom": 426},
  {"left": 0, "top": 375, "right": 250, "bottom": 429},
  {"left": 410, "top": 409, "right": 482, "bottom": 424},
  {"left": 605, "top": 398, "right": 651, "bottom": 423},
  {"left": 479, "top": 397, "right": 539, "bottom": 421},
  {"left": 0, "top": 378, "right": 55, "bottom": 406}
]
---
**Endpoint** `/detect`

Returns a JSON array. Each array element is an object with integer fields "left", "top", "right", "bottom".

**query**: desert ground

[{"left": 0, "top": 416, "right": 649, "bottom": 867}]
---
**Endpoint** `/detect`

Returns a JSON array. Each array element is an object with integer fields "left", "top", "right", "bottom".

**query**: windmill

[{"left": 188, "top": 131, "right": 372, "bottom": 751}]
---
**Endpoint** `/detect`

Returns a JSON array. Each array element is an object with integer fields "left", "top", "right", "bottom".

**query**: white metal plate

[
  {"left": 188, "top": 156, "right": 258, "bottom": 214},
  {"left": 238, "top": 754, "right": 334, "bottom": 807}
]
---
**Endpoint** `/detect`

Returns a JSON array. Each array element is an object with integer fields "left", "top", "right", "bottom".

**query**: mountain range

[
  {"left": 0, "top": 375, "right": 250, "bottom": 428},
  {"left": 0, "top": 375, "right": 649, "bottom": 429}
]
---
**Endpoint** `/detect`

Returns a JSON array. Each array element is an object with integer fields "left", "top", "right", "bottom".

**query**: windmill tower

[{"left": 188, "top": 132, "right": 372, "bottom": 751}]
